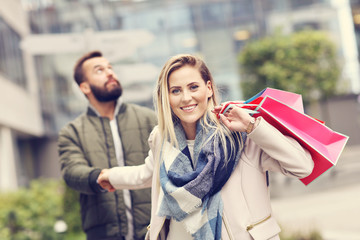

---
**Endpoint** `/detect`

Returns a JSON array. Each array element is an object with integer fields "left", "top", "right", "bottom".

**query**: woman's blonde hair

[{"left": 154, "top": 54, "right": 242, "bottom": 159}]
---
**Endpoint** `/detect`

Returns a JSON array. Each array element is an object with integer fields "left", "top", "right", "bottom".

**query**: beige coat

[{"left": 108, "top": 118, "right": 314, "bottom": 240}]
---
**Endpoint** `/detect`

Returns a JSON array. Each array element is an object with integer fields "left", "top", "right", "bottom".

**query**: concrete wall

[
  {"left": 0, "top": 0, "right": 43, "bottom": 136},
  {"left": 307, "top": 94, "right": 360, "bottom": 146},
  {"left": 0, "top": 0, "right": 44, "bottom": 192}
]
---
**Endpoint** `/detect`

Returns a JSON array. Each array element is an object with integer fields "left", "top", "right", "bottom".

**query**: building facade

[
  {"left": 1, "top": 0, "right": 360, "bottom": 191},
  {"left": 0, "top": 0, "right": 45, "bottom": 191},
  {"left": 20, "top": 0, "right": 360, "bottom": 132}
]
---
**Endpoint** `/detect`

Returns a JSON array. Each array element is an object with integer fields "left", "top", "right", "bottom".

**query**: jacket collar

[{"left": 87, "top": 97, "right": 123, "bottom": 117}]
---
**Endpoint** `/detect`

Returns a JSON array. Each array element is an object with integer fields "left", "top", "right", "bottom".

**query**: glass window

[
  {"left": 167, "top": 5, "right": 193, "bottom": 30},
  {"left": 200, "top": 2, "right": 226, "bottom": 28},
  {"left": 124, "top": 9, "right": 166, "bottom": 32},
  {"left": 290, "top": 0, "right": 316, "bottom": 9},
  {"left": 169, "top": 29, "right": 199, "bottom": 53},
  {"left": 353, "top": 7, "right": 360, "bottom": 61},
  {"left": 232, "top": 0, "right": 254, "bottom": 18},
  {"left": 34, "top": 54, "right": 88, "bottom": 134},
  {"left": 0, "top": 17, "right": 27, "bottom": 89}
]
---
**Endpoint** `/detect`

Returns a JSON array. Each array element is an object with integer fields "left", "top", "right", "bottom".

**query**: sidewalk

[
  {"left": 271, "top": 183, "right": 360, "bottom": 240},
  {"left": 270, "top": 145, "right": 360, "bottom": 240}
]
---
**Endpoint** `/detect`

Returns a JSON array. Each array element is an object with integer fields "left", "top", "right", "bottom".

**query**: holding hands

[
  {"left": 97, "top": 169, "right": 116, "bottom": 192},
  {"left": 212, "top": 101, "right": 257, "bottom": 133}
]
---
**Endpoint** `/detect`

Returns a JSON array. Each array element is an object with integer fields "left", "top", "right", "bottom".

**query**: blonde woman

[{"left": 98, "top": 54, "right": 314, "bottom": 240}]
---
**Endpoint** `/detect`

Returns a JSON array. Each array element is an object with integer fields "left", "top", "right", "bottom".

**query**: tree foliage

[
  {"left": 0, "top": 179, "right": 85, "bottom": 240},
  {"left": 238, "top": 30, "right": 340, "bottom": 104}
]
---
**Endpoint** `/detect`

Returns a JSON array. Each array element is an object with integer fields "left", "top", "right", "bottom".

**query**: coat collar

[{"left": 86, "top": 97, "right": 123, "bottom": 117}]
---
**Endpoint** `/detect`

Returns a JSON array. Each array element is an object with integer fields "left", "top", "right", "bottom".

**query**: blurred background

[{"left": 0, "top": 0, "right": 360, "bottom": 239}]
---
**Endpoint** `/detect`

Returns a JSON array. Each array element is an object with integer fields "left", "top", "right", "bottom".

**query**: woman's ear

[
  {"left": 79, "top": 82, "right": 91, "bottom": 95},
  {"left": 206, "top": 80, "right": 213, "bottom": 98}
]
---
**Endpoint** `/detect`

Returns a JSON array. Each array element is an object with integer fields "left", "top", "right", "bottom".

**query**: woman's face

[{"left": 168, "top": 65, "right": 213, "bottom": 132}]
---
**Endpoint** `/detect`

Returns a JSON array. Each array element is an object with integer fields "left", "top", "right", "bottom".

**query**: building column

[
  {"left": 332, "top": 0, "right": 360, "bottom": 93},
  {"left": 0, "top": 126, "right": 18, "bottom": 192}
]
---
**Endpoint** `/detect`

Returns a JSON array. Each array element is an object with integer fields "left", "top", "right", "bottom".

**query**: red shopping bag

[{"left": 249, "top": 96, "right": 349, "bottom": 185}]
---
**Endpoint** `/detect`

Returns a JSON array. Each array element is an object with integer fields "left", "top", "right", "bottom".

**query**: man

[{"left": 58, "top": 51, "right": 157, "bottom": 240}]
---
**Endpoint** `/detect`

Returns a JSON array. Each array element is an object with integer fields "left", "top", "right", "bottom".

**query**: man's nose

[{"left": 106, "top": 68, "right": 114, "bottom": 76}]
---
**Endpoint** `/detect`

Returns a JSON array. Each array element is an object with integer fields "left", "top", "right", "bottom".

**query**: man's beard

[{"left": 90, "top": 81, "right": 123, "bottom": 102}]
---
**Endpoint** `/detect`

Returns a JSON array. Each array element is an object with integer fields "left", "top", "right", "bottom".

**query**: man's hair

[{"left": 73, "top": 51, "right": 103, "bottom": 85}]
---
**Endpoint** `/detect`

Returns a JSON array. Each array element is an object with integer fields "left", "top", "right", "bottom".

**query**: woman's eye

[
  {"left": 190, "top": 85, "right": 199, "bottom": 90},
  {"left": 171, "top": 89, "right": 180, "bottom": 94}
]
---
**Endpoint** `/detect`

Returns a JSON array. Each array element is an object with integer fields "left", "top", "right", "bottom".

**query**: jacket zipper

[
  {"left": 116, "top": 115, "right": 136, "bottom": 234},
  {"left": 246, "top": 214, "right": 271, "bottom": 231},
  {"left": 100, "top": 118, "right": 112, "bottom": 168},
  {"left": 101, "top": 118, "right": 123, "bottom": 234},
  {"left": 222, "top": 213, "right": 234, "bottom": 240}
]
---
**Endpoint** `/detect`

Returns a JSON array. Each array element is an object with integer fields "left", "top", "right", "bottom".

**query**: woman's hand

[
  {"left": 97, "top": 169, "right": 116, "bottom": 192},
  {"left": 213, "top": 103, "right": 255, "bottom": 133}
]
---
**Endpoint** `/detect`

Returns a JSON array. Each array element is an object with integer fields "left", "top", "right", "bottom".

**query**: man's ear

[{"left": 79, "top": 82, "right": 91, "bottom": 95}]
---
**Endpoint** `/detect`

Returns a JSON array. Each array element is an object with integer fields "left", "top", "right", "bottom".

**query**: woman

[{"left": 97, "top": 54, "right": 314, "bottom": 240}]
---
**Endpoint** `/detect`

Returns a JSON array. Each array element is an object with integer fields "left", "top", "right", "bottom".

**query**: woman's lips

[{"left": 181, "top": 104, "right": 197, "bottom": 112}]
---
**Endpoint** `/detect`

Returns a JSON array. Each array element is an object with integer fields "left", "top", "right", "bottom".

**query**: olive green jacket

[{"left": 58, "top": 102, "right": 157, "bottom": 240}]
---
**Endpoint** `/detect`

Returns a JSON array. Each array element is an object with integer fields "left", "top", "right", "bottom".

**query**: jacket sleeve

[
  {"left": 58, "top": 125, "right": 104, "bottom": 194},
  {"left": 108, "top": 127, "right": 158, "bottom": 189},
  {"left": 244, "top": 117, "right": 314, "bottom": 178}
]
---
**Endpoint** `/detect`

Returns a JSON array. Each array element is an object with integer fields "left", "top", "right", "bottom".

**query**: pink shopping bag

[
  {"left": 217, "top": 88, "right": 303, "bottom": 119},
  {"left": 245, "top": 87, "right": 304, "bottom": 112},
  {"left": 242, "top": 88, "right": 324, "bottom": 124},
  {"left": 249, "top": 96, "right": 349, "bottom": 185}
]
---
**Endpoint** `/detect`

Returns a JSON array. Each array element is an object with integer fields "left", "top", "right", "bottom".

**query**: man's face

[{"left": 82, "top": 56, "right": 122, "bottom": 102}]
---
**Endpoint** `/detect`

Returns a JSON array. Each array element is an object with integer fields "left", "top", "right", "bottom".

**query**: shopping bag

[
  {"left": 249, "top": 96, "right": 349, "bottom": 185},
  {"left": 217, "top": 88, "right": 303, "bottom": 119},
  {"left": 245, "top": 87, "right": 304, "bottom": 112},
  {"left": 242, "top": 87, "right": 324, "bottom": 124}
]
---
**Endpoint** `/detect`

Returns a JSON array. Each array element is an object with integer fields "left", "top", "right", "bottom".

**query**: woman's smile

[
  {"left": 180, "top": 104, "right": 197, "bottom": 112},
  {"left": 168, "top": 65, "right": 213, "bottom": 138}
]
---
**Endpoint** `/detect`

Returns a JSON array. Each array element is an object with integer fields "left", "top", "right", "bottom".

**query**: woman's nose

[{"left": 182, "top": 90, "right": 192, "bottom": 101}]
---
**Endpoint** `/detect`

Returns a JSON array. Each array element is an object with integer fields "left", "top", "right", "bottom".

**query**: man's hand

[{"left": 97, "top": 169, "right": 116, "bottom": 192}]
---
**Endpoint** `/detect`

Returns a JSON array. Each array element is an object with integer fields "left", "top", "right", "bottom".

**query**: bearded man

[{"left": 58, "top": 51, "right": 157, "bottom": 240}]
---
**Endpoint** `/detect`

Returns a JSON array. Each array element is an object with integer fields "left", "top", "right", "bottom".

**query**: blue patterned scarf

[{"left": 157, "top": 121, "right": 246, "bottom": 239}]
